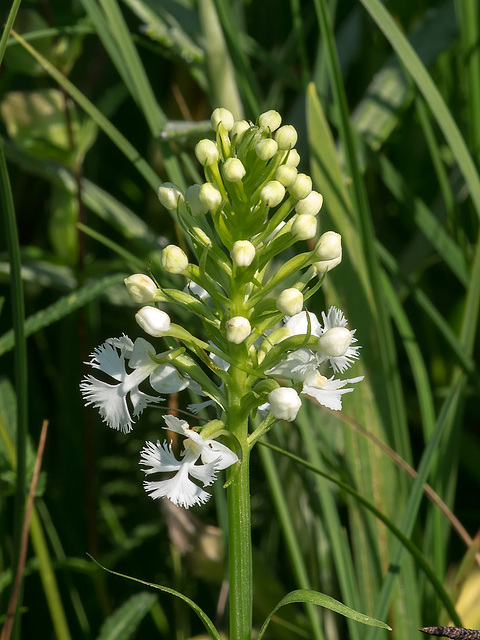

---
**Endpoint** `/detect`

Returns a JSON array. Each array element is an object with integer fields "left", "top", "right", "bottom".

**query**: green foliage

[{"left": 1, "top": 0, "right": 479, "bottom": 638}]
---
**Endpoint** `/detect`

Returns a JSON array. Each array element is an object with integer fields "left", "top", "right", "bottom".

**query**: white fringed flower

[
  {"left": 302, "top": 371, "right": 364, "bottom": 411},
  {"left": 140, "top": 415, "right": 238, "bottom": 509},
  {"left": 317, "top": 307, "right": 360, "bottom": 373},
  {"left": 81, "top": 337, "right": 160, "bottom": 432}
]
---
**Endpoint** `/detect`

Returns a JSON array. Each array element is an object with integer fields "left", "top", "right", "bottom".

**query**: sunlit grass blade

[
  {"left": 0, "top": 0, "right": 22, "bottom": 65},
  {"left": 358, "top": 0, "right": 480, "bottom": 219},
  {"left": 0, "top": 273, "right": 127, "bottom": 357},
  {"left": 10, "top": 30, "right": 160, "bottom": 191}
]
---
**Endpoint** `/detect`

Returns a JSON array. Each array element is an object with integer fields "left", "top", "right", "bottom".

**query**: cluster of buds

[{"left": 81, "top": 108, "right": 361, "bottom": 508}]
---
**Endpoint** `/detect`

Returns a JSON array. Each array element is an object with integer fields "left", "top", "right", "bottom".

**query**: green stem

[{"left": 227, "top": 362, "right": 252, "bottom": 640}]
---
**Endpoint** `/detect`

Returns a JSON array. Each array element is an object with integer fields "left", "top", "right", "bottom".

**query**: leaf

[
  {"left": 96, "top": 591, "right": 157, "bottom": 640},
  {"left": 88, "top": 556, "right": 221, "bottom": 640},
  {"left": 257, "top": 589, "right": 392, "bottom": 640}
]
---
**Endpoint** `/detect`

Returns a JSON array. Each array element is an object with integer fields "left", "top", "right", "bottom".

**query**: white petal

[
  {"left": 284, "top": 311, "right": 322, "bottom": 337},
  {"left": 86, "top": 340, "right": 128, "bottom": 381},
  {"left": 150, "top": 364, "right": 190, "bottom": 393},
  {"left": 200, "top": 440, "right": 239, "bottom": 469},
  {"left": 140, "top": 440, "right": 183, "bottom": 473},
  {"left": 80, "top": 376, "right": 134, "bottom": 433}
]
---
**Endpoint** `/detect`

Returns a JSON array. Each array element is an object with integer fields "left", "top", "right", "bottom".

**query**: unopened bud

[
  {"left": 199, "top": 182, "right": 222, "bottom": 210},
  {"left": 231, "top": 240, "right": 255, "bottom": 267},
  {"left": 258, "top": 110, "right": 282, "bottom": 132},
  {"left": 317, "top": 327, "right": 352, "bottom": 357},
  {"left": 135, "top": 306, "right": 171, "bottom": 337},
  {"left": 225, "top": 316, "right": 251, "bottom": 344},
  {"left": 255, "top": 138, "right": 278, "bottom": 161},
  {"left": 285, "top": 149, "right": 301, "bottom": 167},
  {"left": 276, "top": 288, "right": 303, "bottom": 316},
  {"left": 275, "top": 125, "right": 298, "bottom": 150},
  {"left": 290, "top": 173, "right": 312, "bottom": 200},
  {"left": 161, "top": 245, "right": 189, "bottom": 274},
  {"left": 275, "top": 165, "right": 297, "bottom": 187},
  {"left": 211, "top": 108, "right": 234, "bottom": 132},
  {"left": 260, "top": 181, "right": 285, "bottom": 207},
  {"left": 315, "top": 231, "right": 342, "bottom": 261},
  {"left": 232, "top": 120, "right": 250, "bottom": 143},
  {"left": 158, "top": 182, "right": 183, "bottom": 210},
  {"left": 124, "top": 274, "right": 158, "bottom": 303},
  {"left": 292, "top": 214, "right": 317, "bottom": 240},
  {"left": 268, "top": 387, "right": 302, "bottom": 422},
  {"left": 295, "top": 190, "right": 324, "bottom": 216},
  {"left": 222, "top": 158, "right": 246, "bottom": 182},
  {"left": 195, "top": 139, "right": 219, "bottom": 166},
  {"left": 313, "top": 255, "right": 342, "bottom": 274},
  {"left": 186, "top": 184, "right": 209, "bottom": 217}
]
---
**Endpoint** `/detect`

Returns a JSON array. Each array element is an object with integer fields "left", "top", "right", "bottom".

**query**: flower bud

[
  {"left": 231, "top": 240, "right": 255, "bottom": 267},
  {"left": 161, "top": 245, "right": 189, "bottom": 274},
  {"left": 158, "top": 182, "right": 183, "bottom": 210},
  {"left": 317, "top": 327, "right": 352, "bottom": 357},
  {"left": 192, "top": 226, "right": 212, "bottom": 247},
  {"left": 186, "top": 184, "right": 209, "bottom": 217},
  {"left": 232, "top": 120, "right": 250, "bottom": 143},
  {"left": 292, "top": 214, "right": 317, "bottom": 240},
  {"left": 275, "top": 124, "right": 298, "bottom": 150},
  {"left": 260, "top": 181, "right": 285, "bottom": 207},
  {"left": 276, "top": 288, "right": 303, "bottom": 316},
  {"left": 268, "top": 387, "right": 302, "bottom": 422},
  {"left": 124, "top": 274, "right": 157, "bottom": 303},
  {"left": 255, "top": 138, "right": 278, "bottom": 161},
  {"left": 275, "top": 164, "right": 297, "bottom": 187},
  {"left": 199, "top": 182, "right": 222, "bottom": 210},
  {"left": 285, "top": 149, "right": 301, "bottom": 167},
  {"left": 258, "top": 110, "right": 282, "bottom": 132},
  {"left": 295, "top": 190, "right": 324, "bottom": 216},
  {"left": 225, "top": 316, "right": 251, "bottom": 344},
  {"left": 195, "top": 139, "right": 219, "bottom": 166},
  {"left": 222, "top": 158, "right": 246, "bottom": 182},
  {"left": 135, "top": 306, "right": 171, "bottom": 337},
  {"left": 290, "top": 173, "right": 312, "bottom": 200},
  {"left": 315, "top": 231, "right": 342, "bottom": 261},
  {"left": 313, "top": 255, "right": 342, "bottom": 274},
  {"left": 211, "top": 107, "right": 234, "bottom": 132}
]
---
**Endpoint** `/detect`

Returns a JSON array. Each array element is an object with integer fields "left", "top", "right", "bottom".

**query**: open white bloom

[
  {"left": 140, "top": 415, "right": 238, "bottom": 508},
  {"left": 302, "top": 371, "right": 364, "bottom": 411},
  {"left": 80, "top": 336, "right": 189, "bottom": 433}
]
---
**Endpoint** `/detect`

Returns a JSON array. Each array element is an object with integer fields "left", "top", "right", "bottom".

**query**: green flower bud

[
  {"left": 231, "top": 240, "right": 255, "bottom": 267},
  {"left": 317, "top": 327, "right": 352, "bottom": 357},
  {"left": 292, "top": 214, "right": 317, "bottom": 240},
  {"left": 260, "top": 180, "right": 285, "bottom": 207},
  {"left": 135, "top": 306, "right": 171, "bottom": 337},
  {"left": 124, "top": 274, "right": 158, "bottom": 303},
  {"left": 285, "top": 149, "right": 301, "bottom": 167},
  {"left": 211, "top": 107, "right": 234, "bottom": 132},
  {"left": 195, "top": 139, "right": 219, "bottom": 166},
  {"left": 162, "top": 244, "right": 189, "bottom": 274},
  {"left": 295, "top": 190, "right": 324, "bottom": 216},
  {"left": 290, "top": 173, "right": 312, "bottom": 200},
  {"left": 275, "top": 165, "right": 297, "bottom": 187},
  {"left": 258, "top": 110, "right": 282, "bottom": 132},
  {"left": 275, "top": 124, "right": 298, "bottom": 150},
  {"left": 255, "top": 138, "right": 278, "bottom": 161},
  {"left": 186, "top": 184, "right": 209, "bottom": 217},
  {"left": 199, "top": 182, "right": 222, "bottom": 210},
  {"left": 222, "top": 158, "right": 246, "bottom": 182},
  {"left": 226, "top": 316, "right": 251, "bottom": 344},
  {"left": 232, "top": 119, "right": 250, "bottom": 143},
  {"left": 314, "top": 231, "right": 342, "bottom": 261},
  {"left": 276, "top": 288, "right": 303, "bottom": 316},
  {"left": 158, "top": 182, "right": 184, "bottom": 210}
]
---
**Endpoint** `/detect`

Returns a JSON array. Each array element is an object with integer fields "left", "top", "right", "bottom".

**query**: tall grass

[{"left": 0, "top": 0, "right": 479, "bottom": 638}]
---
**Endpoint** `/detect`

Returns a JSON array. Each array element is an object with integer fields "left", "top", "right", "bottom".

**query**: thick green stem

[{"left": 226, "top": 361, "right": 252, "bottom": 640}]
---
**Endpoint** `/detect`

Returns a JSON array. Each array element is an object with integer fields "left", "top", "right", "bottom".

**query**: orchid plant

[{"left": 80, "top": 108, "right": 368, "bottom": 639}]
